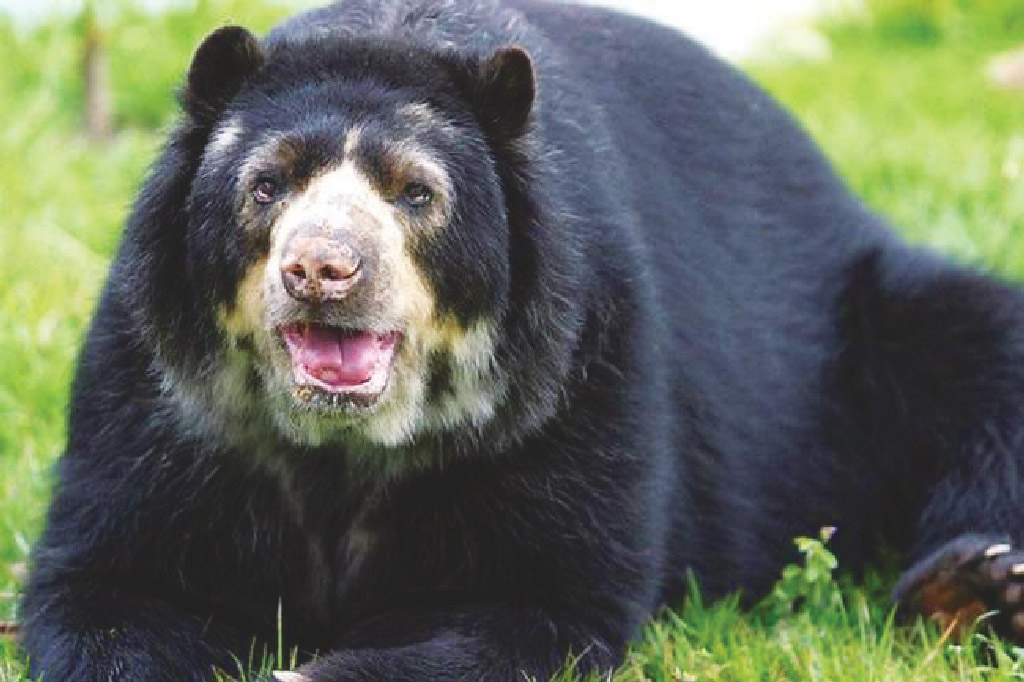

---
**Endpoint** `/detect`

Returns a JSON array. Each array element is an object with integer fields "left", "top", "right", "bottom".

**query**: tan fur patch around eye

[
  {"left": 219, "top": 256, "right": 269, "bottom": 339},
  {"left": 381, "top": 141, "right": 454, "bottom": 211}
]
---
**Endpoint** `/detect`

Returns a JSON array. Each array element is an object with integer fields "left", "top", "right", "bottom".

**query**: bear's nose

[{"left": 280, "top": 237, "right": 362, "bottom": 302}]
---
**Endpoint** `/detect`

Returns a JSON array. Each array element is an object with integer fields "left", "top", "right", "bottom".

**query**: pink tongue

[{"left": 295, "top": 327, "right": 382, "bottom": 387}]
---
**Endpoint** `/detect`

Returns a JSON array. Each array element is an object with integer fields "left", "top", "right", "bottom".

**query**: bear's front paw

[{"left": 894, "top": 534, "right": 1024, "bottom": 639}]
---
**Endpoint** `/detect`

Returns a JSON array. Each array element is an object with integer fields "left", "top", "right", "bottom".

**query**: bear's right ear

[
  {"left": 182, "top": 26, "right": 264, "bottom": 124},
  {"left": 477, "top": 47, "right": 536, "bottom": 140}
]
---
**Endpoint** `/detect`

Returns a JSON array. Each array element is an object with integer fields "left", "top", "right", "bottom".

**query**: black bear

[{"left": 20, "top": 0, "right": 1024, "bottom": 680}]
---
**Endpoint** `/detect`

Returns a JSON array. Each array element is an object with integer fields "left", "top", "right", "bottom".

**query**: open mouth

[{"left": 279, "top": 323, "right": 401, "bottom": 405}]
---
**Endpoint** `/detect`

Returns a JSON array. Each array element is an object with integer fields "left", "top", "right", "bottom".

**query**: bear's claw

[{"left": 272, "top": 672, "right": 310, "bottom": 682}]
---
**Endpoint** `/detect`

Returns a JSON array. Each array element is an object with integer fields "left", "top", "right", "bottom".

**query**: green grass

[
  {"left": 752, "top": 35, "right": 1024, "bottom": 276},
  {"left": 3, "top": 1, "right": 1024, "bottom": 680}
]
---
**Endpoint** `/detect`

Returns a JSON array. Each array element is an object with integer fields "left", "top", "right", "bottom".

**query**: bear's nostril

[
  {"left": 320, "top": 264, "right": 343, "bottom": 282},
  {"left": 319, "top": 258, "right": 361, "bottom": 282},
  {"left": 281, "top": 261, "right": 314, "bottom": 301},
  {"left": 280, "top": 245, "right": 362, "bottom": 302}
]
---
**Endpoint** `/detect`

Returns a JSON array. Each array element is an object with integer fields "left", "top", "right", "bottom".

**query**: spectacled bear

[{"left": 21, "top": 0, "right": 1024, "bottom": 680}]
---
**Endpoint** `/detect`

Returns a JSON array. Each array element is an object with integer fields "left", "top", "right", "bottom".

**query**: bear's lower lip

[{"left": 279, "top": 324, "right": 401, "bottom": 400}]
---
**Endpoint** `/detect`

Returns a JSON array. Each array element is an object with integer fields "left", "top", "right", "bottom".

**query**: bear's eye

[
  {"left": 400, "top": 182, "right": 433, "bottom": 208},
  {"left": 252, "top": 178, "right": 280, "bottom": 205}
]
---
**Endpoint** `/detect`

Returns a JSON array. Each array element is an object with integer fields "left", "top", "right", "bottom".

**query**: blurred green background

[{"left": 1, "top": 0, "right": 1024, "bottom": 679}]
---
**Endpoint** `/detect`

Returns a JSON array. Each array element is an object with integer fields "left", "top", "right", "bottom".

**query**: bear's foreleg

[
  {"left": 278, "top": 604, "right": 622, "bottom": 682},
  {"left": 20, "top": 584, "right": 254, "bottom": 682}
]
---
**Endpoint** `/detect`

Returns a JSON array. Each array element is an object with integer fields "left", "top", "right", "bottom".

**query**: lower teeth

[{"left": 294, "top": 385, "right": 374, "bottom": 409}]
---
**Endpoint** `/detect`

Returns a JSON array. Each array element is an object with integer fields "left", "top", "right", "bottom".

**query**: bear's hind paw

[{"left": 894, "top": 535, "right": 1024, "bottom": 640}]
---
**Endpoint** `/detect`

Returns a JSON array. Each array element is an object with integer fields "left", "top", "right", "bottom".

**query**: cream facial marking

[
  {"left": 398, "top": 103, "right": 436, "bottom": 125},
  {"left": 208, "top": 131, "right": 505, "bottom": 452},
  {"left": 397, "top": 103, "right": 458, "bottom": 141},
  {"left": 255, "top": 159, "right": 440, "bottom": 445},
  {"left": 219, "top": 256, "right": 268, "bottom": 339},
  {"left": 268, "top": 160, "right": 436, "bottom": 322},
  {"left": 343, "top": 126, "right": 363, "bottom": 159},
  {"left": 418, "top": 318, "right": 506, "bottom": 432}
]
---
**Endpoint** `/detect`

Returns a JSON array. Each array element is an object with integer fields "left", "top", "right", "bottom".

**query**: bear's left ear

[
  {"left": 182, "top": 25, "right": 264, "bottom": 125},
  {"left": 477, "top": 47, "right": 536, "bottom": 139}
]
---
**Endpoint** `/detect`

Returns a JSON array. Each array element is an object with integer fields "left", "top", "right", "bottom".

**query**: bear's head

[{"left": 120, "top": 24, "right": 586, "bottom": 466}]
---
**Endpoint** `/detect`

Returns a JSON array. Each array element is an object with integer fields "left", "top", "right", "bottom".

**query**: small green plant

[
  {"left": 211, "top": 601, "right": 300, "bottom": 682},
  {"left": 755, "top": 526, "right": 844, "bottom": 624}
]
